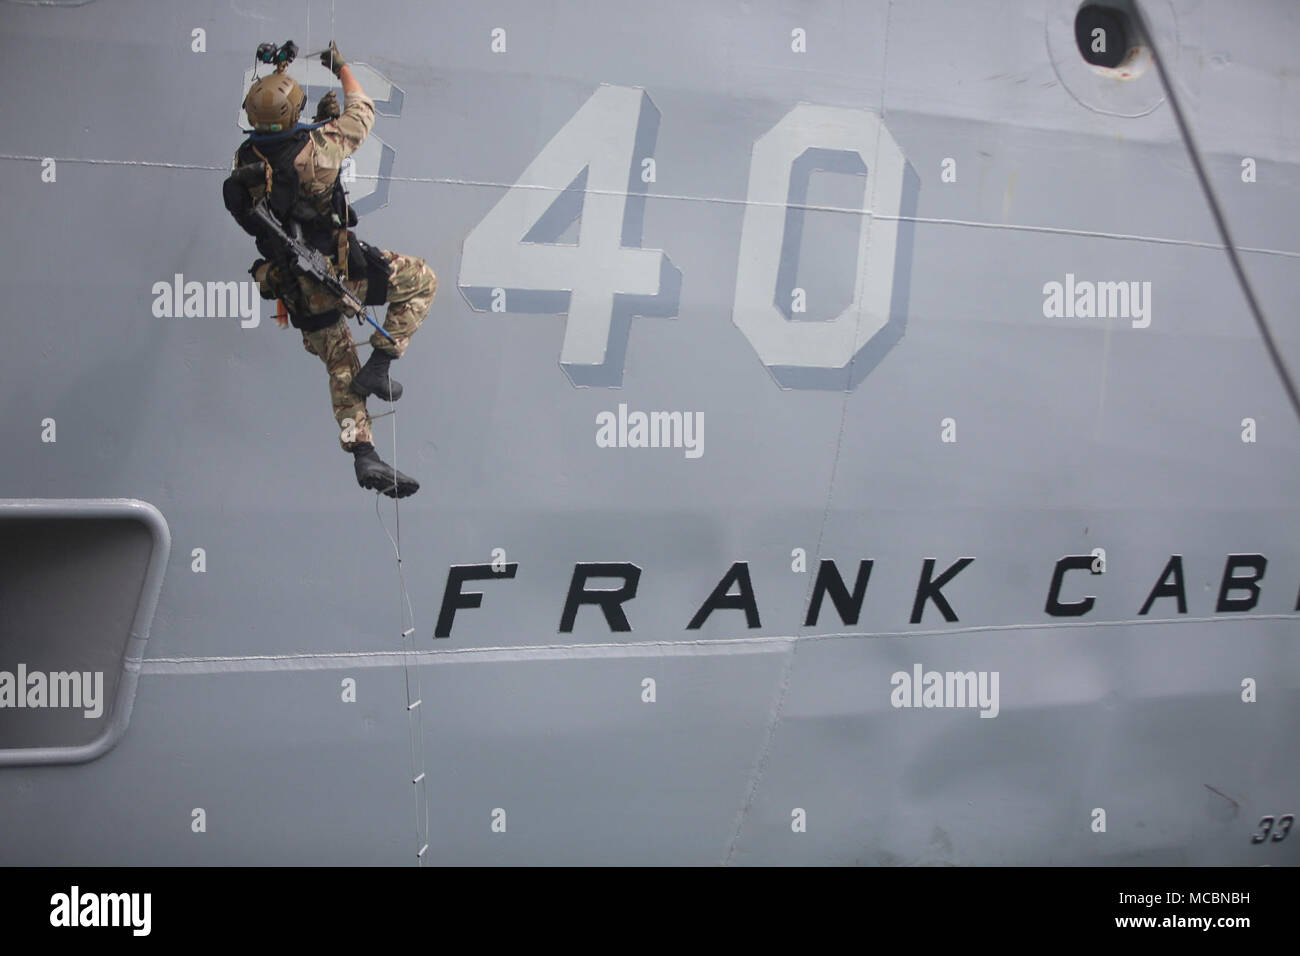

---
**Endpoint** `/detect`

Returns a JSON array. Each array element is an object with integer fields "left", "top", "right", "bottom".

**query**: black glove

[
  {"left": 313, "top": 91, "right": 340, "bottom": 122},
  {"left": 320, "top": 41, "right": 346, "bottom": 77}
]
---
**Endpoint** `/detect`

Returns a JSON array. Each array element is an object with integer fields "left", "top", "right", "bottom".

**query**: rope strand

[
  {"left": 366, "top": 306, "right": 431, "bottom": 867},
  {"left": 1131, "top": 0, "right": 1300, "bottom": 424},
  {"left": 323, "top": 0, "right": 430, "bottom": 860}
]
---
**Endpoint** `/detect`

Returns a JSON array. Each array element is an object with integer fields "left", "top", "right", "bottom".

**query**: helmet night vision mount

[{"left": 256, "top": 40, "right": 299, "bottom": 71}]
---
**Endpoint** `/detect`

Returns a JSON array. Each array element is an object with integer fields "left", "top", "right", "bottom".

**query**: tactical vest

[{"left": 223, "top": 127, "right": 389, "bottom": 331}]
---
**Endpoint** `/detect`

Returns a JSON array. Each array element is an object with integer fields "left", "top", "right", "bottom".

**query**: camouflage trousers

[{"left": 299, "top": 250, "right": 437, "bottom": 452}]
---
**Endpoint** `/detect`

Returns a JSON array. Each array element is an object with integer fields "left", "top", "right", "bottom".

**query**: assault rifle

[{"left": 233, "top": 163, "right": 393, "bottom": 343}]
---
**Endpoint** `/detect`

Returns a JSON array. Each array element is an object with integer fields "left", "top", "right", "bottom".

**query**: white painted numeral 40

[{"left": 458, "top": 86, "right": 915, "bottom": 390}]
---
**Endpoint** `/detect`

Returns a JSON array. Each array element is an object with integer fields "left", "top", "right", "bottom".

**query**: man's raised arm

[{"left": 318, "top": 41, "right": 374, "bottom": 160}]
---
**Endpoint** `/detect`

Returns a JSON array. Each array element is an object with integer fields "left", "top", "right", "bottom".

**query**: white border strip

[{"left": 140, "top": 613, "right": 1300, "bottom": 675}]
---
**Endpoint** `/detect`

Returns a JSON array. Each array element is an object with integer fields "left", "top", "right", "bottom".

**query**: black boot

[
  {"left": 352, "top": 442, "right": 419, "bottom": 498},
  {"left": 350, "top": 348, "right": 403, "bottom": 402}
]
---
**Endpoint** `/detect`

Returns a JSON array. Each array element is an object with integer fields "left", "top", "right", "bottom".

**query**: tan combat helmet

[{"left": 242, "top": 73, "right": 305, "bottom": 132}]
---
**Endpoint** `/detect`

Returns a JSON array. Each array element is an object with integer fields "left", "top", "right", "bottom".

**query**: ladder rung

[{"left": 408, "top": 699, "right": 421, "bottom": 710}]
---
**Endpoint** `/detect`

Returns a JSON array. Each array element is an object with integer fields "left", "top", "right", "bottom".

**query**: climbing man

[{"left": 223, "top": 40, "right": 435, "bottom": 498}]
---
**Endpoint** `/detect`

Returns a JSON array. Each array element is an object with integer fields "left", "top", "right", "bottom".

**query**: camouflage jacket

[
  {"left": 287, "top": 88, "right": 375, "bottom": 217},
  {"left": 233, "top": 89, "right": 377, "bottom": 323}
]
